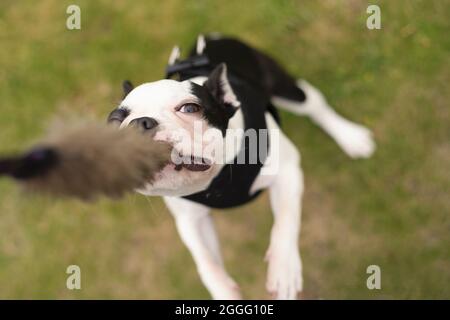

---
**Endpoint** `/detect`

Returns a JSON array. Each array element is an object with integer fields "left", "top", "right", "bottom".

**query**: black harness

[{"left": 166, "top": 55, "right": 279, "bottom": 209}]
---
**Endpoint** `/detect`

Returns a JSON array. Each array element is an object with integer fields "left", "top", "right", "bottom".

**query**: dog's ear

[
  {"left": 122, "top": 80, "right": 134, "bottom": 99},
  {"left": 168, "top": 46, "right": 181, "bottom": 65},
  {"left": 204, "top": 63, "right": 240, "bottom": 114}
]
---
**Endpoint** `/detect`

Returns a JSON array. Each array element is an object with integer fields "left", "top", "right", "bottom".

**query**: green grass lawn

[{"left": 0, "top": 0, "right": 448, "bottom": 299}]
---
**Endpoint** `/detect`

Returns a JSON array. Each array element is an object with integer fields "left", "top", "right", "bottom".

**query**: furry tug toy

[{"left": 0, "top": 121, "right": 172, "bottom": 200}]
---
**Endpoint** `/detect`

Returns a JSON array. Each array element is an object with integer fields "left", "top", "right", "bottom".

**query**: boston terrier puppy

[{"left": 107, "top": 35, "right": 375, "bottom": 299}]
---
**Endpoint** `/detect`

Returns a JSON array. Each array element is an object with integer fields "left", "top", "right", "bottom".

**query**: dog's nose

[{"left": 129, "top": 117, "right": 159, "bottom": 131}]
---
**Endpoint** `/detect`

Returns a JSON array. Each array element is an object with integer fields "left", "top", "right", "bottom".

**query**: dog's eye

[{"left": 178, "top": 103, "right": 201, "bottom": 113}]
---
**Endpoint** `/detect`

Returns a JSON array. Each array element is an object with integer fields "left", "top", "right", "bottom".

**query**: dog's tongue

[
  {"left": 174, "top": 155, "right": 211, "bottom": 172},
  {"left": 181, "top": 163, "right": 211, "bottom": 171}
]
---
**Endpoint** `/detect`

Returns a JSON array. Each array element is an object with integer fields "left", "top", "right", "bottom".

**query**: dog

[{"left": 107, "top": 35, "right": 376, "bottom": 299}]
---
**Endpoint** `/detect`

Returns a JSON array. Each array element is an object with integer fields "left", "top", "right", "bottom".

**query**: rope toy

[{"left": 0, "top": 120, "right": 172, "bottom": 200}]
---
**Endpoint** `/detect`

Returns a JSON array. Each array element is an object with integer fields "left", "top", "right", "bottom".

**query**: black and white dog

[{"left": 108, "top": 35, "right": 375, "bottom": 299}]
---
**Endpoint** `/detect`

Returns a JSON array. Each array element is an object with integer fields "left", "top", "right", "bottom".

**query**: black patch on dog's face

[
  {"left": 190, "top": 64, "right": 238, "bottom": 136},
  {"left": 107, "top": 107, "right": 130, "bottom": 126},
  {"left": 190, "top": 83, "right": 229, "bottom": 135}
]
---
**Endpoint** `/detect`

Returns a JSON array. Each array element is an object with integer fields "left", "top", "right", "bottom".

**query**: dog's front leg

[
  {"left": 164, "top": 197, "right": 241, "bottom": 300},
  {"left": 266, "top": 146, "right": 304, "bottom": 300}
]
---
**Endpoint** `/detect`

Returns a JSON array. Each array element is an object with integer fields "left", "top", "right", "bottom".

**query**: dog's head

[{"left": 107, "top": 63, "right": 240, "bottom": 196}]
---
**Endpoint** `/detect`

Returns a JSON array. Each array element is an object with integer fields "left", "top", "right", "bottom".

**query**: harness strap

[{"left": 166, "top": 55, "right": 210, "bottom": 79}]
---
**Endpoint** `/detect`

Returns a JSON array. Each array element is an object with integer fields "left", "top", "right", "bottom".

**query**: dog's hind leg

[
  {"left": 164, "top": 197, "right": 241, "bottom": 300},
  {"left": 199, "top": 37, "right": 373, "bottom": 157},
  {"left": 271, "top": 80, "right": 376, "bottom": 158},
  {"left": 241, "top": 39, "right": 375, "bottom": 159}
]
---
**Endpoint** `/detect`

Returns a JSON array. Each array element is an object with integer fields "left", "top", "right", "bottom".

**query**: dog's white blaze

[{"left": 120, "top": 80, "right": 194, "bottom": 125}]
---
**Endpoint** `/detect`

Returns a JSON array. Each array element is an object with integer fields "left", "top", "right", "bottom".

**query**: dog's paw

[
  {"left": 265, "top": 246, "right": 303, "bottom": 300},
  {"left": 201, "top": 267, "right": 242, "bottom": 300},
  {"left": 330, "top": 118, "right": 376, "bottom": 159},
  {"left": 210, "top": 279, "right": 242, "bottom": 300}
]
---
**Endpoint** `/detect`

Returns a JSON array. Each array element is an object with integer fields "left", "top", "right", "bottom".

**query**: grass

[{"left": 0, "top": 0, "right": 448, "bottom": 299}]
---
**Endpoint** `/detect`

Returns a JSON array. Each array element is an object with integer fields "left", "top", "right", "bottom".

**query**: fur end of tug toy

[{"left": 0, "top": 121, "right": 172, "bottom": 200}]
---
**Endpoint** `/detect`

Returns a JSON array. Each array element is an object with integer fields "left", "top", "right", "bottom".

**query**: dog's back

[{"left": 188, "top": 36, "right": 307, "bottom": 103}]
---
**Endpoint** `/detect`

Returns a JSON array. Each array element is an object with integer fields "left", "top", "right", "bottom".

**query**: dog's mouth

[{"left": 172, "top": 153, "right": 212, "bottom": 172}]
